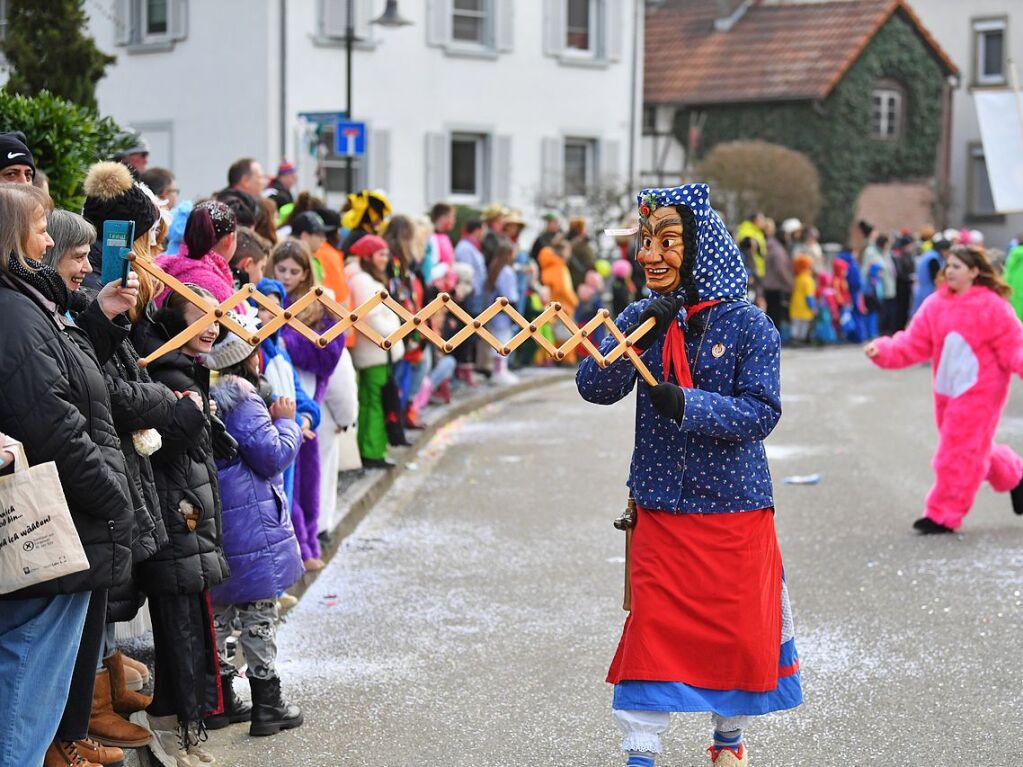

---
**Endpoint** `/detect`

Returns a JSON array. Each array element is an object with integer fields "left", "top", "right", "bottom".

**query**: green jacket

[{"left": 1005, "top": 245, "right": 1023, "bottom": 321}]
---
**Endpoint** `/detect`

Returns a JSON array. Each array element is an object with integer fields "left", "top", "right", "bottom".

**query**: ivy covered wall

[{"left": 676, "top": 11, "right": 946, "bottom": 242}]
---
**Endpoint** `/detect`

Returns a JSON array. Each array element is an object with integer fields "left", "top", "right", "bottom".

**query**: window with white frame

[
  {"left": 116, "top": 0, "right": 186, "bottom": 49},
  {"left": 565, "top": 0, "right": 595, "bottom": 53},
  {"left": 871, "top": 84, "right": 904, "bottom": 140},
  {"left": 968, "top": 143, "right": 997, "bottom": 218},
  {"left": 545, "top": 0, "right": 621, "bottom": 66},
  {"left": 564, "top": 138, "right": 596, "bottom": 197},
  {"left": 450, "top": 133, "right": 487, "bottom": 199},
  {"left": 974, "top": 18, "right": 1007, "bottom": 85},
  {"left": 142, "top": 0, "right": 169, "bottom": 41},
  {"left": 452, "top": 0, "right": 490, "bottom": 45}
]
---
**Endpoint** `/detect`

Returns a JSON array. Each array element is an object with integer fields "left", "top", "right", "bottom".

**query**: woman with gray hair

[
  {"left": 44, "top": 209, "right": 97, "bottom": 292},
  {"left": 43, "top": 206, "right": 211, "bottom": 762}
]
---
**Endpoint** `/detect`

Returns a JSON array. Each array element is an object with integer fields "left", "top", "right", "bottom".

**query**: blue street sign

[
  {"left": 335, "top": 121, "right": 367, "bottom": 157},
  {"left": 298, "top": 111, "right": 347, "bottom": 125}
]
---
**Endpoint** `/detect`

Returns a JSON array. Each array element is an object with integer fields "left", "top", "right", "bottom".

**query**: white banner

[{"left": 975, "top": 90, "right": 1023, "bottom": 213}]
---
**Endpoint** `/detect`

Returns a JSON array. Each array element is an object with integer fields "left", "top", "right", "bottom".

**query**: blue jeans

[
  {"left": 429, "top": 355, "right": 456, "bottom": 388},
  {"left": 0, "top": 592, "right": 89, "bottom": 765}
]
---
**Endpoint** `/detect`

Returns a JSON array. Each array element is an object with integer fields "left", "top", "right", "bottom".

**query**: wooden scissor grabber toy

[{"left": 576, "top": 184, "right": 803, "bottom": 767}]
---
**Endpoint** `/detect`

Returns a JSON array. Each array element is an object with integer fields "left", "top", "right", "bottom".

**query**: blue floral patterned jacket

[{"left": 576, "top": 183, "right": 781, "bottom": 514}]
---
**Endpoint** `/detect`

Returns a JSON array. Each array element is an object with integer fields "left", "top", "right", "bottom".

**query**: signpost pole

[{"left": 345, "top": 0, "right": 354, "bottom": 195}]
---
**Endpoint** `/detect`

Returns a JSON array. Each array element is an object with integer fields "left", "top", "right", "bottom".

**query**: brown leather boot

[
  {"left": 43, "top": 740, "right": 101, "bottom": 767},
  {"left": 104, "top": 650, "right": 152, "bottom": 715},
  {"left": 87, "top": 669, "right": 152, "bottom": 748},
  {"left": 74, "top": 738, "right": 124, "bottom": 766}
]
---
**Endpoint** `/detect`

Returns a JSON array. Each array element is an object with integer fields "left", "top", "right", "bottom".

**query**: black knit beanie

[{"left": 0, "top": 131, "right": 35, "bottom": 173}]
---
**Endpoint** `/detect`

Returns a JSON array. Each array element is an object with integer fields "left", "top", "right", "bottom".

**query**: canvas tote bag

[{"left": 0, "top": 439, "right": 90, "bottom": 594}]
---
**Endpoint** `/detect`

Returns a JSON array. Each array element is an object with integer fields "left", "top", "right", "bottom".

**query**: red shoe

[
  {"left": 404, "top": 406, "right": 424, "bottom": 430},
  {"left": 708, "top": 742, "right": 747, "bottom": 765},
  {"left": 432, "top": 380, "right": 451, "bottom": 405}
]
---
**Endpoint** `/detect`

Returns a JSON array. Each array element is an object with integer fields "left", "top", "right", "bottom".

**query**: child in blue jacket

[{"left": 205, "top": 324, "right": 306, "bottom": 737}]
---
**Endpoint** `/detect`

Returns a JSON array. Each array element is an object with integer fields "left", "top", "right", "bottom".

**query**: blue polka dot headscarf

[{"left": 637, "top": 183, "right": 748, "bottom": 302}]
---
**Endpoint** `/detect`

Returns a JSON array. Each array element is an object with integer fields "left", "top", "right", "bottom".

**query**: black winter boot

[
  {"left": 1012, "top": 478, "right": 1023, "bottom": 515},
  {"left": 204, "top": 672, "right": 252, "bottom": 730},
  {"left": 913, "top": 516, "right": 955, "bottom": 535},
  {"left": 248, "top": 676, "right": 303, "bottom": 736}
]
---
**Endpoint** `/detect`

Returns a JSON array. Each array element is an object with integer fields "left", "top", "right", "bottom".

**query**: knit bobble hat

[
  {"left": 82, "top": 161, "right": 159, "bottom": 237},
  {"left": 204, "top": 312, "right": 261, "bottom": 371}
]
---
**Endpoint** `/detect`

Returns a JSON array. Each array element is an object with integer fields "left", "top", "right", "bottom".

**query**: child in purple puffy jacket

[{"left": 205, "top": 323, "right": 306, "bottom": 737}]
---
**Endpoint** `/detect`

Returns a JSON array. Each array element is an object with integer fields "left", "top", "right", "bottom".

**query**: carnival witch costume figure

[{"left": 576, "top": 184, "right": 802, "bottom": 767}]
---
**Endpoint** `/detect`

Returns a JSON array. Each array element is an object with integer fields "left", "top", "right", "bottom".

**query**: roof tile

[{"left": 645, "top": 0, "right": 956, "bottom": 106}]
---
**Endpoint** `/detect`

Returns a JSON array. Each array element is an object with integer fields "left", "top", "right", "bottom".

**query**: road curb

[{"left": 286, "top": 370, "right": 575, "bottom": 606}]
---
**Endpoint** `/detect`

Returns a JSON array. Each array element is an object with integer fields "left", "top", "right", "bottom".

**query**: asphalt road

[{"left": 206, "top": 346, "right": 1023, "bottom": 766}]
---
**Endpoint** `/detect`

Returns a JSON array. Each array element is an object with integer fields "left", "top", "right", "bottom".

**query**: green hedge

[
  {"left": 0, "top": 89, "right": 131, "bottom": 210},
  {"left": 680, "top": 12, "right": 945, "bottom": 242}
]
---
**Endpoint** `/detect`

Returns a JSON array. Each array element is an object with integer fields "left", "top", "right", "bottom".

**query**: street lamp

[
  {"left": 343, "top": 1, "right": 412, "bottom": 195},
  {"left": 372, "top": 0, "right": 412, "bottom": 27}
]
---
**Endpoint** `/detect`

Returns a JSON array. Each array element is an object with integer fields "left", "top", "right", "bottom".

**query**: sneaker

[
  {"left": 303, "top": 558, "right": 325, "bottom": 572},
  {"left": 146, "top": 715, "right": 195, "bottom": 767},
  {"left": 708, "top": 742, "right": 748, "bottom": 766},
  {"left": 362, "top": 457, "right": 396, "bottom": 470},
  {"left": 912, "top": 516, "right": 955, "bottom": 535},
  {"left": 186, "top": 742, "right": 216, "bottom": 765},
  {"left": 490, "top": 369, "right": 520, "bottom": 386}
]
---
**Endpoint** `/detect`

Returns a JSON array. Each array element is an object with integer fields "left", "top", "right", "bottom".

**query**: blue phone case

[{"left": 101, "top": 220, "right": 135, "bottom": 286}]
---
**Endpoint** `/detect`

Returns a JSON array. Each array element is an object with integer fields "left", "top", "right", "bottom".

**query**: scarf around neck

[{"left": 6, "top": 254, "right": 70, "bottom": 311}]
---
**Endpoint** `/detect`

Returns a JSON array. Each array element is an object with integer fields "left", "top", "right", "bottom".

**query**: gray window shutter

[
  {"left": 169, "top": 0, "right": 188, "bottom": 41},
  {"left": 355, "top": 0, "right": 373, "bottom": 42},
  {"left": 541, "top": 137, "right": 564, "bottom": 198},
  {"left": 495, "top": 0, "right": 514, "bottom": 52},
  {"left": 425, "top": 132, "right": 450, "bottom": 204},
  {"left": 114, "top": 0, "right": 132, "bottom": 45},
  {"left": 493, "top": 135, "right": 512, "bottom": 201},
  {"left": 605, "top": 0, "right": 623, "bottom": 61},
  {"left": 600, "top": 138, "right": 621, "bottom": 184},
  {"left": 320, "top": 0, "right": 346, "bottom": 39},
  {"left": 426, "top": 0, "right": 450, "bottom": 47},
  {"left": 543, "top": 0, "right": 565, "bottom": 57},
  {"left": 371, "top": 129, "right": 391, "bottom": 194}
]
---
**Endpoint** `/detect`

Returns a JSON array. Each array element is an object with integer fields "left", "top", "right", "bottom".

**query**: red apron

[{"left": 606, "top": 507, "right": 783, "bottom": 692}]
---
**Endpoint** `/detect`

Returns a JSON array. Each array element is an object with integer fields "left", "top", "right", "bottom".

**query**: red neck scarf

[{"left": 661, "top": 300, "right": 720, "bottom": 387}]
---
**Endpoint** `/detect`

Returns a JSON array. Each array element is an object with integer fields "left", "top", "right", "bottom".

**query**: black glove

[
  {"left": 650, "top": 382, "right": 686, "bottom": 423},
  {"left": 627, "top": 295, "right": 679, "bottom": 350},
  {"left": 210, "top": 415, "right": 239, "bottom": 461}
]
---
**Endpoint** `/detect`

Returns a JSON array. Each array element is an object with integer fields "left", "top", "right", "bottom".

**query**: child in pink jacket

[{"left": 866, "top": 246, "right": 1023, "bottom": 533}]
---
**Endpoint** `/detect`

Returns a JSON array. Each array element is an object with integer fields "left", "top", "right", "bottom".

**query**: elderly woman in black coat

[
  {"left": 44, "top": 207, "right": 210, "bottom": 760},
  {"left": 0, "top": 184, "right": 142, "bottom": 767}
]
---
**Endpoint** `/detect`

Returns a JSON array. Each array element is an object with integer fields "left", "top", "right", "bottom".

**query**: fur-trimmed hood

[{"left": 210, "top": 375, "right": 256, "bottom": 417}]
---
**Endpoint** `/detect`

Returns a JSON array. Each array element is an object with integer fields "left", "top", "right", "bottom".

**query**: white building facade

[
  {"left": 907, "top": 0, "right": 1023, "bottom": 248},
  {"left": 87, "top": 0, "right": 643, "bottom": 229}
]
